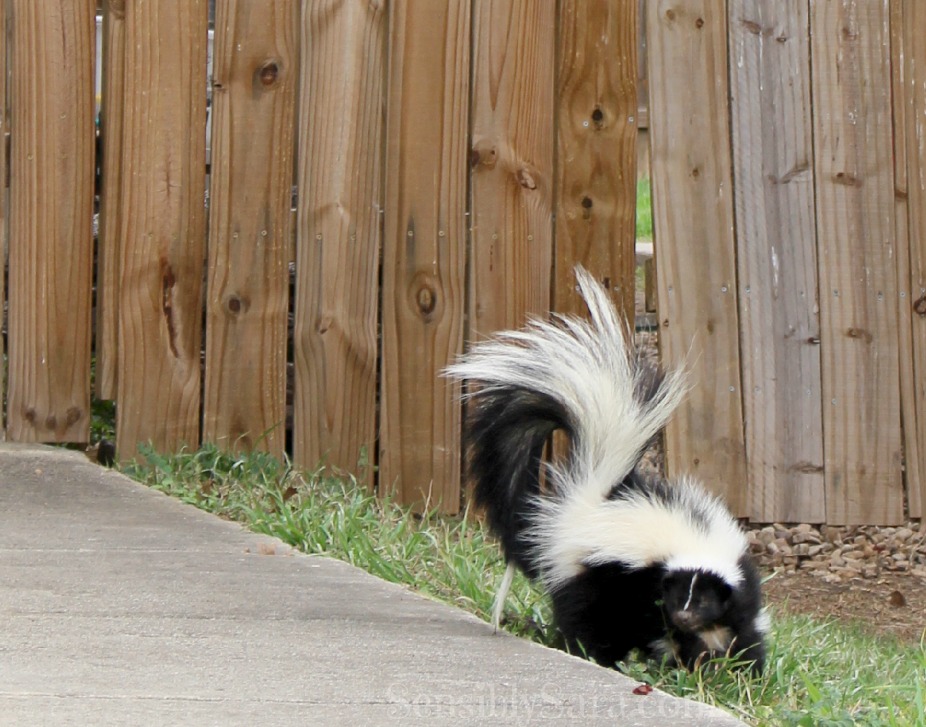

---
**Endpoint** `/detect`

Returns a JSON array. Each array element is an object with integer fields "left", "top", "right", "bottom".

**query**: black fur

[
  {"left": 463, "top": 386, "right": 572, "bottom": 577},
  {"left": 449, "top": 268, "right": 766, "bottom": 674}
]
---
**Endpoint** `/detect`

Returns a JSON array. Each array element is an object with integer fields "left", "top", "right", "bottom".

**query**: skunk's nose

[{"left": 672, "top": 610, "right": 696, "bottom": 629}]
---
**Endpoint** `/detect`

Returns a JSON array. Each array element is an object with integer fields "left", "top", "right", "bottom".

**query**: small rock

[
  {"left": 793, "top": 531, "right": 823, "bottom": 544},
  {"left": 757, "top": 527, "right": 776, "bottom": 546}
]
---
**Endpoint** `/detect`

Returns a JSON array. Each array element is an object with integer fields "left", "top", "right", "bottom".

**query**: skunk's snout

[{"left": 671, "top": 609, "right": 699, "bottom": 631}]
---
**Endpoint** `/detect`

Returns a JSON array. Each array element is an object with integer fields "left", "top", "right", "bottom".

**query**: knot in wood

[
  {"left": 225, "top": 294, "right": 249, "bottom": 316},
  {"left": 516, "top": 168, "right": 537, "bottom": 189},
  {"left": 914, "top": 294, "right": 926, "bottom": 317},
  {"left": 416, "top": 285, "right": 437, "bottom": 317},
  {"left": 65, "top": 407, "right": 82, "bottom": 427},
  {"left": 257, "top": 60, "right": 280, "bottom": 88},
  {"left": 470, "top": 143, "right": 497, "bottom": 170}
]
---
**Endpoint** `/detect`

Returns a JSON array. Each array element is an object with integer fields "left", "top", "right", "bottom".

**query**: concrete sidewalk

[{"left": 0, "top": 444, "right": 745, "bottom": 726}]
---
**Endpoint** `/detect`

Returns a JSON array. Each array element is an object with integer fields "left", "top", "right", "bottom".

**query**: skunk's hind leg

[{"left": 492, "top": 562, "right": 517, "bottom": 632}]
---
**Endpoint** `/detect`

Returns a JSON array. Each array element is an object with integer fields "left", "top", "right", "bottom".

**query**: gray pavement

[{"left": 0, "top": 443, "right": 746, "bottom": 726}]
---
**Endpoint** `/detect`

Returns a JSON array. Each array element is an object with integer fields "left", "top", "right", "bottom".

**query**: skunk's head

[{"left": 661, "top": 569, "right": 732, "bottom": 633}]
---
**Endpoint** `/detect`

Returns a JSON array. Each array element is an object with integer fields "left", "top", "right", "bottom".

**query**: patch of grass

[
  {"left": 622, "top": 616, "right": 926, "bottom": 726},
  {"left": 123, "top": 445, "right": 926, "bottom": 726},
  {"left": 636, "top": 177, "right": 653, "bottom": 241}
]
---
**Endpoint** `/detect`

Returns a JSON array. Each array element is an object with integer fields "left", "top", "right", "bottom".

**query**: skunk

[{"left": 445, "top": 267, "right": 767, "bottom": 673}]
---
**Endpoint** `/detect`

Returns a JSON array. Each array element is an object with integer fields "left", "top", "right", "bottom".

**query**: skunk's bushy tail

[{"left": 445, "top": 267, "right": 688, "bottom": 577}]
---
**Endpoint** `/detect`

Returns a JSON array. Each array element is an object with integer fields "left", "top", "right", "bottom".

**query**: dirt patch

[{"left": 761, "top": 568, "right": 926, "bottom": 643}]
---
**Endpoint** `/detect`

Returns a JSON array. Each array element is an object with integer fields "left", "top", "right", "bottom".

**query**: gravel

[{"left": 747, "top": 522, "right": 926, "bottom": 583}]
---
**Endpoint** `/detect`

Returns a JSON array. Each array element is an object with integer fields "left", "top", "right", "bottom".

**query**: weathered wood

[
  {"left": 0, "top": 2, "right": 6, "bottom": 439},
  {"left": 554, "top": 0, "right": 637, "bottom": 322},
  {"left": 728, "top": 0, "right": 824, "bottom": 522},
  {"left": 810, "top": 0, "right": 903, "bottom": 524},
  {"left": 6, "top": 0, "right": 96, "bottom": 442},
  {"left": 203, "top": 0, "right": 296, "bottom": 456},
  {"left": 380, "top": 0, "right": 470, "bottom": 512},
  {"left": 293, "top": 0, "right": 386, "bottom": 484},
  {"left": 469, "top": 0, "right": 554, "bottom": 337},
  {"left": 647, "top": 0, "right": 747, "bottom": 513},
  {"left": 116, "top": 0, "right": 208, "bottom": 458},
  {"left": 96, "top": 0, "right": 127, "bottom": 401},
  {"left": 898, "top": 0, "right": 926, "bottom": 518}
]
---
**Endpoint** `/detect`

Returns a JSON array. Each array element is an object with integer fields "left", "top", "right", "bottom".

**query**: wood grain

[
  {"left": 380, "top": 0, "right": 470, "bottom": 512},
  {"left": 116, "top": 0, "right": 208, "bottom": 458},
  {"left": 810, "top": 0, "right": 903, "bottom": 524},
  {"left": 469, "top": 0, "right": 554, "bottom": 337},
  {"left": 203, "top": 0, "right": 296, "bottom": 456},
  {"left": 0, "top": 2, "right": 6, "bottom": 438},
  {"left": 554, "top": 0, "right": 637, "bottom": 321},
  {"left": 293, "top": 0, "right": 386, "bottom": 484},
  {"left": 647, "top": 0, "right": 747, "bottom": 512},
  {"left": 6, "top": 0, "right": 96, "bottom": 442},
  {"left": 96, "top": 0, "right": 126, "bottom": 401},
  {"left": 728, "top": 1, "right": 824, "bottom": 522},
  {"left": 897, "top": 0, "right": 926, "bottom": 518}
]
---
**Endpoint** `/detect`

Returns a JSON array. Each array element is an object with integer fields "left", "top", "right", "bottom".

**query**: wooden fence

[
  {"left": 650, "top": 0, "right": 926, "bottom": 528},
  {"left": 0, "top": 0, "right": 924, "bottom": 526},
  {"left": 0, "top": 0, "right": 638, "bottom": 514}
]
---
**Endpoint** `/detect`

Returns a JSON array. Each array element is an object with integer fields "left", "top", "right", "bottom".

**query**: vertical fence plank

[
  {"left": 203, "top": 0, "right": 296, "bottom": 455},
  {"left": 899, "top": 0, "right": 926, "bottom": 518},
  {"left": 96, "top": 0, "right": 126, "bottom": 401},
  {"left": 116, "top": 0, "right": 208, "bottom": 458},
  {"left": 554, "top": 0, "right": 637, "bottom": 320},
  {"left": 380, "top": 0, "right": 471, "bottom": 512},
  {"left": 0, "top": 1, "right": 6, "bottom": 438},
  {"left": 293, "top": 0, "right": 386, "bottom": 483},
  {"left": 810, "top": 0, "right": 903, "bottom": 525},
  {"left": 728, "top": 1, "right": 824, "bottom": 522},
  {"left": 469, "top": 0, "right": 554, "bottom": 336},
  {"left": 6, "top": 0, "right": 96, "bottom": 442},
  {"left": 647, "top": 0, "right": 746, "bottom": 512}
]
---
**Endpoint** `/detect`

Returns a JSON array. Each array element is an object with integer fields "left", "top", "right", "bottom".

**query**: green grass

[
  {"left": 123, "top": 445, "right": 926, "bottom": 727},
  {"left": 636, "top": 177, "right": 653, "bottom": 241}
]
